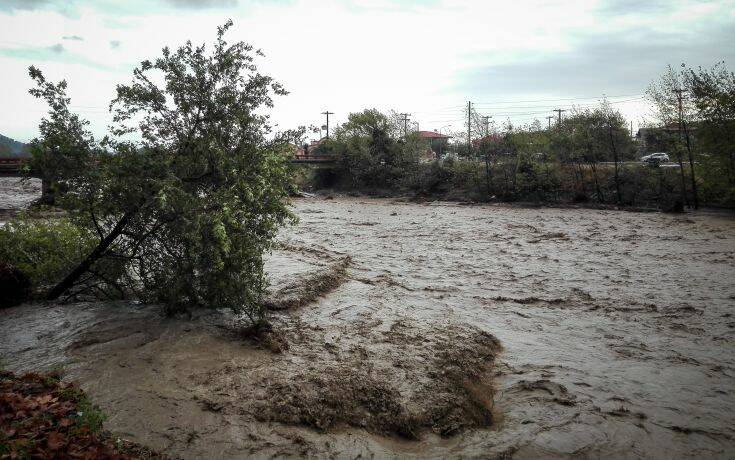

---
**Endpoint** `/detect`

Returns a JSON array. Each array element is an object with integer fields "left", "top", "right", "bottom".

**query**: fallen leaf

[
  {"left": 37, "top": 394, "right": 54, "bottom": 405},
  {"left": 47, "top": 431, "right": 66, "bottom": 450}
]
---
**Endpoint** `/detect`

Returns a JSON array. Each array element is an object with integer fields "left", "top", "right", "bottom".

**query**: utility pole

[
  {"left": 481, "top": 115, "right": 492, "bottom": 136},
  {"left": 674, "top": 88, "right": 699, "bottom": 209},
  {"left": 553, "top": 109, "right": 566, "bottom": 127},
  {"left": 546, "top": 116, "right": 554, "bottom": 129},
  {"left": 321, "top": 111, "right": 334, "bottom": 139},
  {"left": 467, "top": 101, "right": 472, "bottom": 158},
  {"left": 400, "top": 113, "right": 410, "bottom": 137},
  {"left": 480, "top": 114, "right": 492, "bottom": 195}
]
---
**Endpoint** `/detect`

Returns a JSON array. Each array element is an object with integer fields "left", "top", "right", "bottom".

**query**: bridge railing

[
  {"left": 292, "top": 154, "right": 337, "bottom": 163},
  {"left": 0, "top": 157, "right": 26, "bottom": 174},
  {"left": 0, "top": 158, "right": 25, "bottom": 166}
]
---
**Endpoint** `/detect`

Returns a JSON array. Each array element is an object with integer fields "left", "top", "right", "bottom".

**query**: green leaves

[
  {"left": 26, "top": 23, "right": 294, "bottom": 321},
  {"left": 0, "top": 218, "right": 96, "bottom": 292}
]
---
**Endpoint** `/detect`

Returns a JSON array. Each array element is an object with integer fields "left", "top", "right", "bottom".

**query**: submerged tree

[{"left": 31, "top": 21, "right": 294, "bottom": 324}]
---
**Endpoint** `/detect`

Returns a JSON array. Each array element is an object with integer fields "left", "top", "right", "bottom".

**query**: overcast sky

[{"left": 0, "top": 0, "right": 733, "bottom": 142}]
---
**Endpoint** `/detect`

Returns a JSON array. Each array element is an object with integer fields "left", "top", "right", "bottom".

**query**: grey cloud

[
  {"left": 0, "top": 44, "right": 119, "bottom": 72},
  {"left": 110, "top": 40, "right": 121, "bottom": 49},
  {"left": 63, "top": 35, "right": 84, "bottom": 41},
  {"left": 456, "top": 24, "right": 735, "bottom": 99},
  {"left": 595, "top": 0, "right": 672, "bottom": 17},
  {"left": 0, "top": 0, "right": 54, "bottom": 12},
  {"left": 0, "top": 0, "right": 77, "bottom": 16},
  {"left": 0, "top": 0, "right": 244, "bottom": 17},
  {"left": 164, "top": 0, "right": 238, "bottom": 8}
]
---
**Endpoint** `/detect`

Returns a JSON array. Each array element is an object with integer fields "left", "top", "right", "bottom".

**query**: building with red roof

[{"left": 417, "top": 130, "right": 451, "bottom": 159}]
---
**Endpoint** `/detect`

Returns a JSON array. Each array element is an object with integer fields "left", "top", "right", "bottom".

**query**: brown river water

[{"left": 1, "top": 178, "right": 735, "bottom": 459}]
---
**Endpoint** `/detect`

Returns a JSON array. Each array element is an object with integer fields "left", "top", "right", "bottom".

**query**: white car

[{"left": 641, "top": 152, "right": 670, "bottom": 163}]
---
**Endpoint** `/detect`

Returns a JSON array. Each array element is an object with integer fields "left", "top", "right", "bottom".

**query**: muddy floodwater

[{"left": 2, "top": 177, "right": 735, "bottom": 458}]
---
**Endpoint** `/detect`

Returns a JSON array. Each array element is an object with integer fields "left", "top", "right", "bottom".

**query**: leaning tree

[{"left": 29, "top": 21, "right": 295, "bottom": 325}]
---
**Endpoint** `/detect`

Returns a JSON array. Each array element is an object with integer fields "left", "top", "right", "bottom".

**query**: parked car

[{"left": 641, "top": 152, "right": 670, "bottom": 164}]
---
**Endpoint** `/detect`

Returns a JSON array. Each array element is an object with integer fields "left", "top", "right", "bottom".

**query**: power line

[
  {"left": 473, "top": 97, "right": 645, "bottom": 112},
  {"left": 410, "top": 105, "right": 466, "bottom": 114},
  {"left": 417, "top": 97, "right": 645, "bottom": 124},
  {"left": 473, "top": 93, "right": 643, "bottom": 105}
]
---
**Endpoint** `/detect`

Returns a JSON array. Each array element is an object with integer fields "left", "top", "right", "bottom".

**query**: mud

[
  {"left": 2, "top": 181, "right": 735, "bottom": 458},
  {"left": 263, "top": 253, "right": 351, "bottom": 311},
  {"left": 254, "top": 322, "right": 500, "bottom": 439}
]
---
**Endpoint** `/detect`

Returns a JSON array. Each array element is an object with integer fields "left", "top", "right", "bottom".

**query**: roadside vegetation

[{"left": 300, "top": 63, "right": 735, "bottom": 211}]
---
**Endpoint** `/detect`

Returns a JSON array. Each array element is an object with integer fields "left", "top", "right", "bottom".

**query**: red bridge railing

[
  {"left": 0, "top": 158, "right": 26, "bottom": 176},
  {"left": 292, "top": 154, "right": 336, "bottom": 163}
]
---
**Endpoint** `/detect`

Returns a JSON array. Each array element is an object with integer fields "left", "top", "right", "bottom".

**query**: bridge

[
  {"left": 0, "top": 158, "right": 31, "bottom": 177},
  {"left": 291, "top": 154, "right": 336, "bottom": 164}
]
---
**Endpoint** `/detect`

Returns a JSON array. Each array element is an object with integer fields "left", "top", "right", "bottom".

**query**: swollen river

[
  {"left": 2, "top": 180, "right": 734, "bottom": 458},
  {"left": 276, "top": 197, "right": 735, "bottom": 458}
]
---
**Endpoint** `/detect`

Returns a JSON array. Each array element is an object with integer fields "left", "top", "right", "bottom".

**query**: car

[{"left": 641, "top": 152, "right": 670, "bottom": 164}]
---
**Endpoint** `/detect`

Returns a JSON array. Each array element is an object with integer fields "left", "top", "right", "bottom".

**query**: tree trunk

[
  {"left": 608, "top": 123, "right": 622, "bottom": 203},
  {"left": 675, "top": 148, "right": 689, "bottom": 208},
  {"left": 589, "top": 162, "right": 605, "bottom": 203},
  {"left": 39, "top": 179, "right": 55, "bottom": 206},
  {"left": 484, "top": 153, "right": 491, "bottom": 196},
  {"left": 46, "top": 211, "right": 135, "bottom": 300},
  {"left": 682, "top": 122, "right": 698, "bottom": 209}
]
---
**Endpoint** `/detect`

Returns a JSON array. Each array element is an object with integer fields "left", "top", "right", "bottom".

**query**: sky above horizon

[{"left": 0, "top": 0, "right": 734, "bottom": 143}]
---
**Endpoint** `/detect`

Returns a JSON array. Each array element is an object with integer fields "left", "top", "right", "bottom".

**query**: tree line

[{"left": 302, "top": 63, "right": 734, "bottom": 211}]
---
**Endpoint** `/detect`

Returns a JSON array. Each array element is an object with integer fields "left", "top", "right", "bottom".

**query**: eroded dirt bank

[{"left": 2, "top": 178, "right": 735, "bottom": 458}]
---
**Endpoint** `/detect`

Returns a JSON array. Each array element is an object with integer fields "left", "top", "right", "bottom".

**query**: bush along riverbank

[{"left": 298, "top": 157, "right": 715, "bottom": 213}]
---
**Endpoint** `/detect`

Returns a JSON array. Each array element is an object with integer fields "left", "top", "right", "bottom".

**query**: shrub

[{"left": 0, "top": 218, "right": 95, "bottom": 295}]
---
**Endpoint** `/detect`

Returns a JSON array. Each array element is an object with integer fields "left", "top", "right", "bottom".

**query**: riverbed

[{"left": 1, "top": 178, "right": 734, "bottom": 458}]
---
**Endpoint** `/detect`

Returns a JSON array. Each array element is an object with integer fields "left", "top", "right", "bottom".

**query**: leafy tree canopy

[{"left": 25, "top": 20, "right": 295, "bottom": 324}]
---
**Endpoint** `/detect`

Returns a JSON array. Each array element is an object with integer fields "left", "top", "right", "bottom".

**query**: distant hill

[{"left": 0, "top": 133, "right": 29, "bottom": 158}]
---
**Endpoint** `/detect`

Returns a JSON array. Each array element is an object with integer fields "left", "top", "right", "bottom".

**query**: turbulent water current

[{"left": 1, "top": 178, "right": 734, "bottom": 458}]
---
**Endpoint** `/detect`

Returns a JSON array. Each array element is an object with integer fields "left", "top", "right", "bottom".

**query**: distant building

[
  {"left": 472, "top": 134, "right": 500, "bottom": 147},
  {"left": 417, "top": 130, "right": 451, "bottom": 159},
  {"left": 295, "top": 138, "right": 327, "bottom": 159},
  {"left": 636, "top": 123, "right": 697, "bottom": 155}
]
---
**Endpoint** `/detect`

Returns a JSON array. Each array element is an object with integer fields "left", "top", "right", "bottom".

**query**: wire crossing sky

[{"left": 0, "top": 0, "right": 733, "bottom": 142}]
